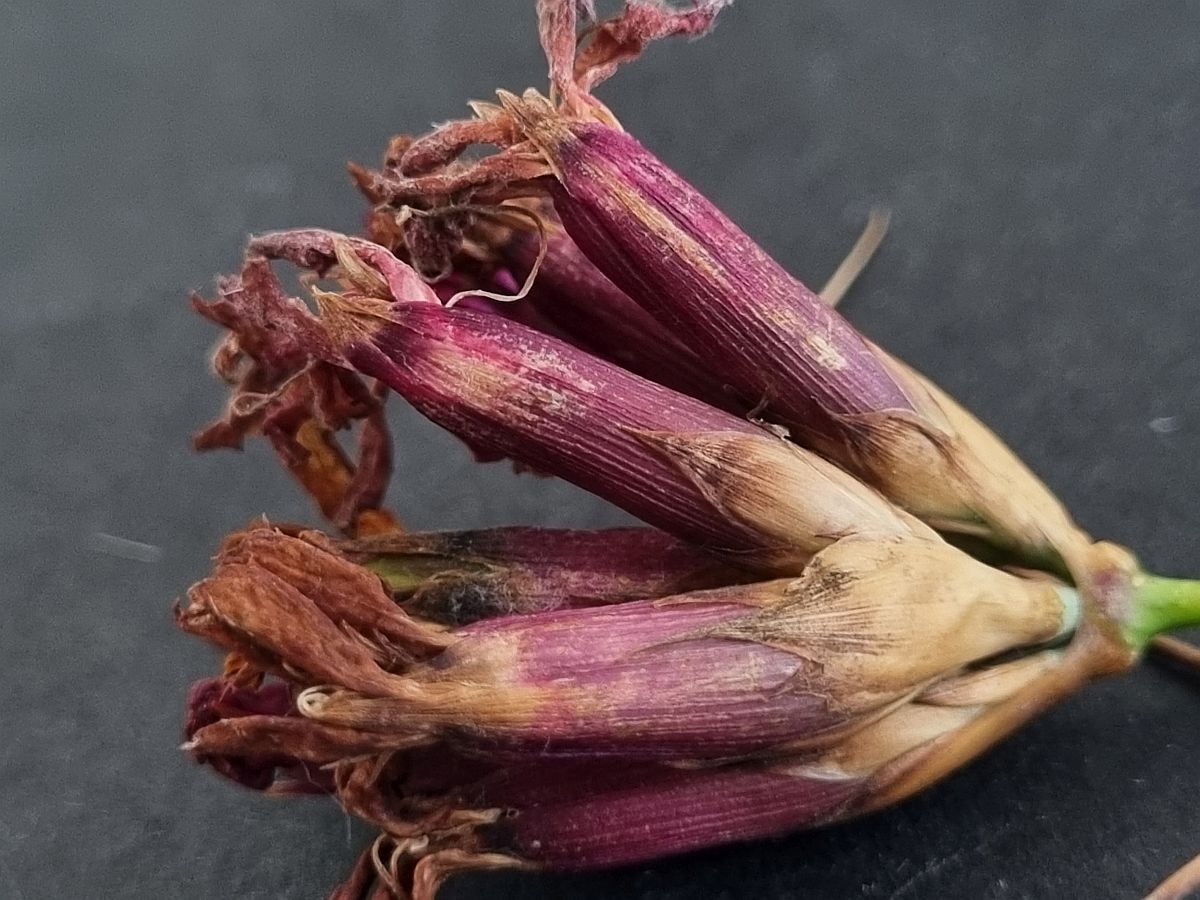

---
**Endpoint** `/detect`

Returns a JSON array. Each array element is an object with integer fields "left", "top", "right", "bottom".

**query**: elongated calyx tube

[
  {"left": 363, "top": 0, "right": 1089, "bottom": 571},
  {"left": 304, "top": 249, "right": 924, "bottom": 573},
  {"left": 180, "top": 524, "right": 1088, "bottom": 898},
  {"left": 178, "top": 3, "right": 1200, "bottom": 898},
  {"left": 298, "top": 533, "right": 1076, "bottom": 760},
  {"left": 361, "top": 195, "right": 741, "bottom": 410}
]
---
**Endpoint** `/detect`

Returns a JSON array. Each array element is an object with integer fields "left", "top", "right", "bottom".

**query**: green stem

[{"left": 1126, "top": 575, "right": 1200, "bottom": 650}]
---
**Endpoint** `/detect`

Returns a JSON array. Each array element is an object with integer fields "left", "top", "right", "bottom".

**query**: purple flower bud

[
  {"left": 519, "top": 108, "right": 917, "bottom": 429},
  {"left": 178, "top": 523, "right": 1086, "bottom": 899},
  {"left": 298, "top": 535, "right": 1075, "bottom": 760},
  {"left": 316, "top": 289, "right": 922, "bottom": 572},
  {"left": 327, "top": 680, "right": 1038, "bottom": 897},
  {"left": 493, "top": 104, "right": 1083, "bottom": 566}
]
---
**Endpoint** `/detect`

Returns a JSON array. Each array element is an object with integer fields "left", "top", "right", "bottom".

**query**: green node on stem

[{"left": 1125, "top": 573, "right": 1200, "bottom": 651}]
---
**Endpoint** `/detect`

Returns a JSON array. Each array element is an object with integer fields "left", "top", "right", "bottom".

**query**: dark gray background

[{"left": 3, "top": 1, "right": 1199, "bottom": 897}]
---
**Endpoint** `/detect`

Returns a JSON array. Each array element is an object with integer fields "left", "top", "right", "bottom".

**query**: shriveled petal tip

[
  {"left": 538, "top": 0, "right": 586, "bottom": 111},
  {"left": 187, "top": 563, "right": 404, "bottom": 697},
  {"left": 174, "top": 600, "right": 287, "bottom": 679},
  {"left": 182, "top": 678, "right": 329, "bottom": 792},
  {"left": 376, "top": 0, "right": 733, "bottom": 196},
  {"left": 185, "top": 677, "right": 293, "bottom": 739},
  {"left": 573, "top": 1, "right": 733, "bottom": 94},
  {"left": 395, "top": 116, "right": 521, "bottom": 178},
  {"left": 217, "top": 525, "right": 451, "bottom": 653},
  {"left": 538, "top": 0, "right": 730, "bottom": 114},
  {"left": 190, "top": 714, "right": 422, "bottom": 765},
  {"left": 331, "top": 835, "right": 528, "bottom": 900},
  {"left": 408, "top": 850, "right": 529, "bottom": 900},
  {"left": 192, "top": 246, "right": 401, "bottom": 532},
  {"left": 248, "top": 229, "right": 437, "bottom": 304},
  {"left": 193, "top": 257, "right": 333, "bottom": 372}
]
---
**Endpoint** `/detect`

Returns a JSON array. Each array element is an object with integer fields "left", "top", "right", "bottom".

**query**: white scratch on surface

[
  {"left": 890, "top": 847, "right": 970, "bottom": 899},
  {"left": 89, "top": 532, "right": 163, "bottom": 563}
]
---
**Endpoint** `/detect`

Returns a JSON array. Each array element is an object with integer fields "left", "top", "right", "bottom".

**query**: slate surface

[{"left": 3, "top": 1, "right": 1199, "bottom": 897}]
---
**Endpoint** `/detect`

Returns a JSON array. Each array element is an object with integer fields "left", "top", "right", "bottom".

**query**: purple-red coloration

[
  {"left": 427, "top": 586, "right": 836, "bottom": 758},
  {"left": 185, "top": 677, "right": 293, "bottom": 738},
  {"left": 184, "top": 678, "right": 333, "bottom": 793},
  {"left": 497, "top": 222, "right": 740, "bottom": 409},
  {"left": 331, "top": 300, "right": 824, "bottom": 567},
  {"left": 250, "top": 228, "right": 437, "bottom": 305},
  {"left": 470, "top": 758, "right": 861, "bottom": 870},
  {"left": 344, "top": 525, "right": 752, "bottom": 625},
  {"left": 171, "top": 4, "right": 1161, "bottom": 898},
  {"left": 532, "top": 118, "right": 916, "bottom": 440}
]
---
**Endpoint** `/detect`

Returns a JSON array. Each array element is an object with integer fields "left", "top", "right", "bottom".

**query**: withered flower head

[
  {"left": 177, "top": 4, "right": 1200, "bottom": 899},
  {"left": 298, "top": 533, "right": 1077, "bottom": 760}
]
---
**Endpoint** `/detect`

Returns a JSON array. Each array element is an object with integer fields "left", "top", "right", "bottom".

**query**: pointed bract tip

[
  {"left": 496, "top": 89, "right": 568, "bottom": 140},
  {"left": 330, "top": 238, "right": 391, "bottom": 300}
]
